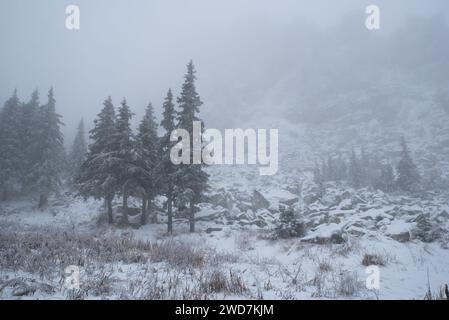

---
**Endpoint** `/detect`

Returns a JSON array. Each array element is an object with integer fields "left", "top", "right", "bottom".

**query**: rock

[
  {"left": 337, "top": 199, "right": 353, "bottom": 210},
  {"left": 301, "top": 223, "right": 345, "bottom": 244},
  {"left": 286, "top": 184, "right": 301, "bottom": 194},
  {"left": 205, "top": 227, "right": 223, "bottom": 234},
  {"left": 385, "top": 220, "right": 414, "bottom": 243},
  {"left": 253, "top": 219, "right": 268, "bottom": 228},
  {"left": 390, "top": 231, "right": 410, "bottom": 243},
  {"left": 304, "top": 194, "right": 320, "bottom": 205},
  {"left": 208, "top": 189, "right": 234, "bottom": 210},
  {"left": 301, "top": 232, "right": 345, "bottom": 244},
  {"left": 280, "top": 197, "right": 299, "bottom": 206},
  {"left": 251, "top": 190, "right": 270, "bottom": 211},
  {"left": 236, "top": 201, "right": 252, "bottom": 212}
]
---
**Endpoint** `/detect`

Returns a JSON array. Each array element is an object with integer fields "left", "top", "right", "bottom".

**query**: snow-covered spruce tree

[
  {"left": 272, "top": 204, "right": 306, "bottom": 239},
  {"left": 334, "top": 154, "right": 347, "bottom": 181},
  {"left": 20, "top": 89, "right": 41, "bottom": 193},
  {"left": 68, "top": 118, "right": 87, "bottom": 186},
  {"left": 0, "top": 90, "right": 22, "bottom": 200},
  {"left": 136, "top": 102, "right": 161, "bottom": 225},
  {"left": 76, "top": 96, "right": 118, "bottom": 224},
  {"left": 349, "top": 149, "right": 363, "bottom": 189},
  {"left": 113, "top": 98, "right": 142, "bottom": 225},
  {"left": 29, "top": 88, "right": 65, "bottom": 209},
  {"left": 396, "top": 137, "right": 420, "bottom": 192},
  {"left": 160, "top": 89, "right": 177, "bottom": 233},
  {"left": 176, "top": 61, "right": 209, "bottom": 233},
  {"left": 375, "top": 163, "right": 395, "bottom": 193}
]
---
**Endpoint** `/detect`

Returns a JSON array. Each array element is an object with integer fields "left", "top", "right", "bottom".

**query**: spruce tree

[
  {"left": 20, "top": 89, "right": 40, "bottom": 192},
  {"left": 349, "top": 149, "right": 362, "bottom": 188},
  {"left": 176, "top": 61, "right": 209, "bottom": 233},
  {"left": 30, "top": 88, "right": 65, "bottom": 208},
  {"left": 376, "top": 163, "right": 395, "bottom": 193},
  {"left": 160, "top": 89, "right": 177, "bottom": 233},
  {"left": 77, "top": 96, "right": 118, "bottom": 224},
  {"left": 136, "top": 102, "right": 161, "bottom": 225},
  {"left": 0, "top": 90, "right": 22, "bottom": 200},
  {"left": 68, "top": 118, "right": 87, "bottom": 186},
  {"left": 114, "top": 98, "right": 136, "bottom": 224},
  {"left": 396, "top": 137, "right": 420, "bottom": 192}
]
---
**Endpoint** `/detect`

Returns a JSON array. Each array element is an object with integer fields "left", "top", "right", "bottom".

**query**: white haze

[{"left": 0, "top": 0, "right": 448, "bottom": 144}]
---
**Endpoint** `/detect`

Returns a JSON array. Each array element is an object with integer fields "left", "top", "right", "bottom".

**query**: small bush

[
  {"left": 362, "top": 253, "right": 386, "bottom": 266},
  {"left": 272, "top": 205, "right": 306, "bottom": 239},
  {"left": 336, "top": 271, "right": 362, "bottom": 297}
]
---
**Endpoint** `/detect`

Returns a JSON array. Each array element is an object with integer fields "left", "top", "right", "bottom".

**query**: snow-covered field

[{"left": 1, "top": 163, "right": 448, "bottom": 300}]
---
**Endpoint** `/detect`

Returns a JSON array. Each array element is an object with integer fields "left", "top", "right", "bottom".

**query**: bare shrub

[
  {"left": 318, "top": 261, "right": 332, "bottom": 273},
  {"left": 362, "top": 253, "right": 386, "bottom": 266},
  {"left": 149, "top": 239, "right": 205, "bottom": 269},
  {"left": 199, "top": 268, "right": 247, "bottom": 295},
  {"left": 336, "top": 271, "right": 362, "bottom": 297},
  {"left": 235, "top": 231, "right": 255, "bottom": 251}
]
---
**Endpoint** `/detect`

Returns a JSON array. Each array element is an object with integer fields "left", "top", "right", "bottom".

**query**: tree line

[
  {"left": 0, "top": 61, "right": 209, "bottom": 233},
  {"left": 0, "top": 88, "right": 65, "bottom": 207},
  {"left": 312, "top": 137, "right": 441, "bottom": 194}
]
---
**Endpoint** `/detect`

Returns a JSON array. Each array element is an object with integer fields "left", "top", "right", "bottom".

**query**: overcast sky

[{"left": 0, "top": 0, "right": 448, "bottom": 143}]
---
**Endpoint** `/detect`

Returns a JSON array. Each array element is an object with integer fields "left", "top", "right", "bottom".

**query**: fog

[{"left": 1, "top": 0, "right": 448, "bottom": 142}]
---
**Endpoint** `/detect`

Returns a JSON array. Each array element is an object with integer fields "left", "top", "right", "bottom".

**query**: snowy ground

[
  {"left": 1, "top": 167, "right": 448, "bottom": 300},
  {"left": 1, "top": 114, "right": 449, "bottom": 300}
]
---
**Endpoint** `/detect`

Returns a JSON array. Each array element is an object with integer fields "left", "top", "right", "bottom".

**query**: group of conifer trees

[
  {"left": 0, "top": 61, "right": 209, "bottom": 233},
  {"left": 313, "top": 138, "right": 422, "bottom": 193},
  {"left": 76, "top": 61, "right": 209, "bottom": 232},
  {"left": 0, "top": 88, "right": 65, "bottom": 208}
]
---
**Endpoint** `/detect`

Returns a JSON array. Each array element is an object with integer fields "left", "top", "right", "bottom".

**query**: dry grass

[{"left": 0, "top": 223, "right": 248, "bottom": 299}]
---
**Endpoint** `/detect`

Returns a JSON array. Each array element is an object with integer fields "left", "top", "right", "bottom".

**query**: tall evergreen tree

[
  {"left": 175, "top": 61, "right": 209, "bottom": 233},
  {"left": 20, "top": 89, "right": 40, "bottom": 192},
  {"left": 0, "top": 90, "right": 22, "bottom": 200},
  {"left": 349, "top": 149, "right": 362, "bottom": 188},
  {"left": 396, "top": 137, "right": 420, "bottom": 192},
  {"left": 68, "top": 118, "right": 87, "bottom": 185},
  {"left": 136, "top": 102, "right": 161, "bottom": 225},
  {"left": 114, "top": 98, "right": 136, "bottom": 224},
  {"left": 77, "top": 96, "right": 118, "bottom": 224},
  {"left": 376, "top": 163, "right": 395, "bottom": 193},
  {"left": 30, "top": 88, "right": 65, "bottom": 208},
  {"left": 160, "top": 89, "right": 177, "bottom": 233}
]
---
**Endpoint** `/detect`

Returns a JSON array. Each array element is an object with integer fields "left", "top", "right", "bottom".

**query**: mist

[{"left": 1, "top": 0, "right": 448, "bottom": 143}]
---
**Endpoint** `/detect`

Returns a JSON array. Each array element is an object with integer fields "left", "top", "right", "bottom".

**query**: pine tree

[
  {"left": 136, "top": 102, "right": 161, "bottom": 225},
  {"left": 68, "top": 118, "right": 87, "bottom": 186},
  {"left": 175, "top": 61, "right": 209, "bottom": 233},
  {"left": 376, "top": 163, "right": 395, "bottom": 193},
  {"left": 30, "top": 88, "right": 65, "bottom": 208},
  {"left": 360, "top": 146, "right": 370, "bottom": 186},
  {"left": 396, "top": 137, "right": 420, "bottom": 192},
  {"left": 20, "top": 89, "right": 40, "bottom": 192},
  {"left": 160, "top": 89, "right": 177, "bottom": 233},
  {"left": 77, "top": 96, "right": 118, "bottom": 224},
  {"left": 0, "top": 89, "right": 22, "bottom": 200},
  {"left": 349, "top": 149, "right": 362, "bottom": 188},
  {"left": 313, "top": 163, "right": 323, "bottom": 185},
  {"left": 114, "top": 98, "right": 136, "bottom": 224}
]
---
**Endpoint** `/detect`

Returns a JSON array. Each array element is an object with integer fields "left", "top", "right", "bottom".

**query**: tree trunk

[
  {"left": 106, "top": 197, "right": 114, "bottom": 224},
  {"left": 140, "top": 195, "right": 147, "bottom": 225},
  {"left": 167, "top": 191, "right": 173, "bottom": 234},
  {"left": 38, "top": 194, "right": 48, "bottom": 209},
  {"left": 189, "top": 201, "right": 195, "bottom": 233},
  {"left": 122, "top": 189, "right": 129, "bottom": 224}
]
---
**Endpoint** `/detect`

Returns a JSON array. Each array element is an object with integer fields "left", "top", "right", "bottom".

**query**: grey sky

[{"left": 0, "top": 0, "right": 448, "bottom": 143}]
